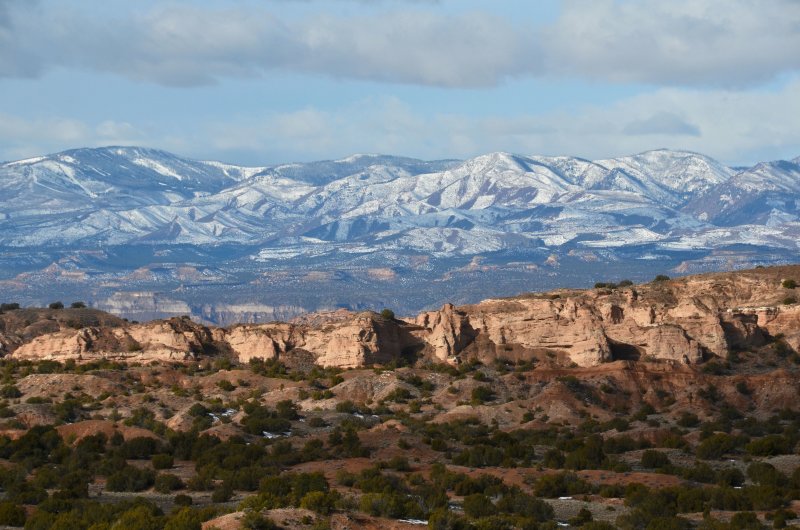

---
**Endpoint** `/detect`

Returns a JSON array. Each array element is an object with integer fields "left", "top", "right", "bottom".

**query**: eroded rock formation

[{"left": 2, "top": 265, "right": 800, "bottom": 368}]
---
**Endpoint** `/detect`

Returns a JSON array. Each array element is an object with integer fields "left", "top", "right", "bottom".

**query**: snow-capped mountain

[
  {"left": 683, "top": 159, "right": 800, "bottom": 226},
  {"left": 2, "top": 145, "right": 799, "bottom": 322},
  {"left": 0, "top": 146, "right": 261, "bottom": 221},
  {"left": 1, "top": 146, "right": 798, "bottom": 254}
]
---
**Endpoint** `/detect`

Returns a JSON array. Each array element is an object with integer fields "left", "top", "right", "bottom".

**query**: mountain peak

[
  {"left": 459, "top": 151, "right": 532, "bottom": 171},
  {"left": 335, "top": 153, "right": 382, "bottom": 164}
]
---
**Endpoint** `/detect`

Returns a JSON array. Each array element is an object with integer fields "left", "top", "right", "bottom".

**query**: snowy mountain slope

[
  {"left": 682, "top": 160, "right": 800, "bottom": 226},
  {"left": 0, "top": 146, "right": 260, "bottom": 221},
  {"left": 1, "top": 146, "right": 799, "bottom": 256},
  {"left": 252, "top": 154, "right": 458, "bottom": 186},
  {"left": 591, "top": 150, "right": 733, "bottom": 207}
]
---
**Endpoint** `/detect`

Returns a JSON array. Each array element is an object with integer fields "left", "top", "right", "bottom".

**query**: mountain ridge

[
  {"left": 3, "top": 146, "right": 797, "bottom": 251},
  {"left": 1, "top": 145, "right": 799, "bottom": 322}
]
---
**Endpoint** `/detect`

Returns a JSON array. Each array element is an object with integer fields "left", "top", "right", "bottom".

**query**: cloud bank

[
  {"left": 0, "top": 0, "right": 798, "bottom": 88},
  {"left": 3, "top": 80, "right": 798, "bottom": 165}
]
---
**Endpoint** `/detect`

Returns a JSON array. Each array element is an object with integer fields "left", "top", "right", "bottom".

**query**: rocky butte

[{"left": 2, "top": 265, "right": 798, "bottom": 370}]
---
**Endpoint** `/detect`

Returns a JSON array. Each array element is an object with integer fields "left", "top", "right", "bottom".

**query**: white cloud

[
  {"left": 0, "top": 3, "right": 534, "bottom": 87},
  {"left": 543, "top": 0, "right": 800, "bottom": 87},
  {"left": 1, "top": 0, "right": 797, "bottom": 88},
  {"left": 195, "top": 81, "right": 800, "bottom": 165},
  {"left": 0, "top": 115, "right": 145, "bottom": 161},
  {"left": 2, "top": 80, "right": 798, "bottom": 165}
]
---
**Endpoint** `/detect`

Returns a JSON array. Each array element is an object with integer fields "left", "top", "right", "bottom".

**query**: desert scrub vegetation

[{"left": 2, "top": 352, "right": 800, "bottom": 528}]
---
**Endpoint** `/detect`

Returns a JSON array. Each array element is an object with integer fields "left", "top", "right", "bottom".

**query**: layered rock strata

[{"left": 2, "top": 266, "right": 799, "bottom": 368}]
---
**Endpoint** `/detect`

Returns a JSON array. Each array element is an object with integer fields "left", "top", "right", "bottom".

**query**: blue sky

[{"left": 1, "top": 0, "right": 799, "bottom": 166}]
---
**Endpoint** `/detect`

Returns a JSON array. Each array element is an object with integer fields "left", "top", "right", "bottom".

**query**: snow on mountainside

[
  {"left": 0, "top": 146, "right": 261, "bottom": 219},
  {"left": 596, "top": 149, "right": 733, "bottom": 194},
  {"left": 0, "top": 146, "right": 799, "bottom": 256},
  {"left": 682, "top": 160, "right": 800, "bottom": 226}
]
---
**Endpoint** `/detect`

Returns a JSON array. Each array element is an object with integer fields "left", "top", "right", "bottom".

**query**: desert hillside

[{"left": 0, "top": 266, "right": 799, "bottom": 529}]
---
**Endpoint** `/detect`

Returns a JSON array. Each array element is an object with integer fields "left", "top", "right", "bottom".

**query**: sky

[{"left": 1, "top": 0, "right": 799, "bottom": 166}]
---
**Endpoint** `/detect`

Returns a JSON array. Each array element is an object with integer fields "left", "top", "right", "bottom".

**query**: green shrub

[
  {"left": 384, "top": 456, "right": 411, "bottom": 471},
  {"left": 782, "top": 279, "right": 797, "bottom": 289},
  {"left": 582, "top": 523, "right": 616, "bottom": 530},
  {"left": 383, "top": 387, "right": 413, "bottom": 403},
  {"left": 217, "top": 380, "right": 236, "bottom": 392},
  {"left": 0, "top": 385, "right": 21, "bottom": 398},
  {"left": 242, "top": 404, "right": 292, "bottom": 435},
  {"left": 154, "top": 473, "right": 184, "bottom": 493},
  {"left": 533, "top": 472, "right": 591, "bottom": 498},
  {"left": 151, "top": 453, "right": 174, "bottom": 470},
  {"left": 163, "top": 507, "right": 203, "bottom": 530},
  {"left": 120, "top": 436, "right": 160, "bottom": 459},
  {"left": 48, "top": 301, "right": 64, "bottom": 310},
  {"left": 335, "top": 400, "right": 357, "bottom": 414},
  {"left": 696, "top": 433, "right": 739, "bottom": 459},
  {"left": 428, "top": 508, "right": 468, "bottom": 530},
  {"left": 729, "top": 511, "right": 764, "bottom": 529},
  {"left": 462, "top": 493, "right": 497, "bottom": 518},
  {"left": 641, "top": 450, "right": 671, "bottom": 469},
  {"left": 653, "top": 274, "right": 671, "bottom": 282},
  {"left": 632, "top": 403, "right": 656, "bottom": 421},
  {"left": 211, "top": 484, "right": 233, "bottom": 502},
  {"left": 380, "top": 308, "right": 395, "bottom": 320},
  {"left": 496, "top": 491, "right": 553, "bottom": 521},
  {"left": 188, "top": 403, "right": 209, "bottom": 417},
  {"left": 275, "top": 399, "right": 299, "bottom": 420},
  {"left": 565, "top": 435, "right": 607, "bottom": 470},
  {"left": 595, "top": 282, "right": 618, "bottom": 289},
  {"left": 745, "top": 435, "right": 794, "bottom": 457},
  {"left": 241, "top": 511, "right": 281, "bottom": 529},
  {"left": 747, "top": 462, "right": 786, "bottom": 487},
  {"left": 470, "top": 386, "right": 496, "bottom": 405},
  {"left": 0, "top": 501, "right": 26, "bottom": 526},
  {"left": 174, "top": 494, "right": 193, "bottom": 506},
  {"left": 106, "top": 465, "right": 155, "bottom": 492},
  {"left": 299, "top": 490, "right": 339, "bottom": 515}
]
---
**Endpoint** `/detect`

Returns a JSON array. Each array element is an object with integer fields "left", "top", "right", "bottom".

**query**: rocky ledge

[{"left": 1, "top": 265, "right": 799, "bottom": 368}]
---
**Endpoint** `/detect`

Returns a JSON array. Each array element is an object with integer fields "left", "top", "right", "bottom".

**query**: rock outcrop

[
  {"left": 11, "top": 316, "right": 215, "bottom": 363},
  {"left": 411, "top": 266, "right": 800, "bottom": 366},
  {"left": 414, "top": 303, "right": 475, "bottom": 363},
  {"left": 3, "top": 265, "right": 800, "bottom": 368},
  {"left": 221, "top": 312, "right": 414, "bottom": 368}
]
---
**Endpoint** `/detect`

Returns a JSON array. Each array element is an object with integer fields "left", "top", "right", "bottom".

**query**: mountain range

[{"left": 1, "top": 146, "right": 799, "bottom": 322}]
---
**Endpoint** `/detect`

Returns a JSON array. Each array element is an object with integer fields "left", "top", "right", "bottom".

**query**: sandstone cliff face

[
  {"left": 411, "top": 265, "right": 800, "bottom": 367},
  {"left": 218, "top": 324, "right": 291, "bottom": 364},
  {"left": 3, "top": 266, "right": 800, "bottom": 368},
  {"left": 0, "top": 308, "right": 126, "bottom": 357},
  {"left": 11, "top": 317, "right": 213, "bottom": 363},
  {"left": 220, "top": 312, "right": 411, "bottom": 368},
  {"left": 414, "top": 303, "right": 475, "bottom": 363}
]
